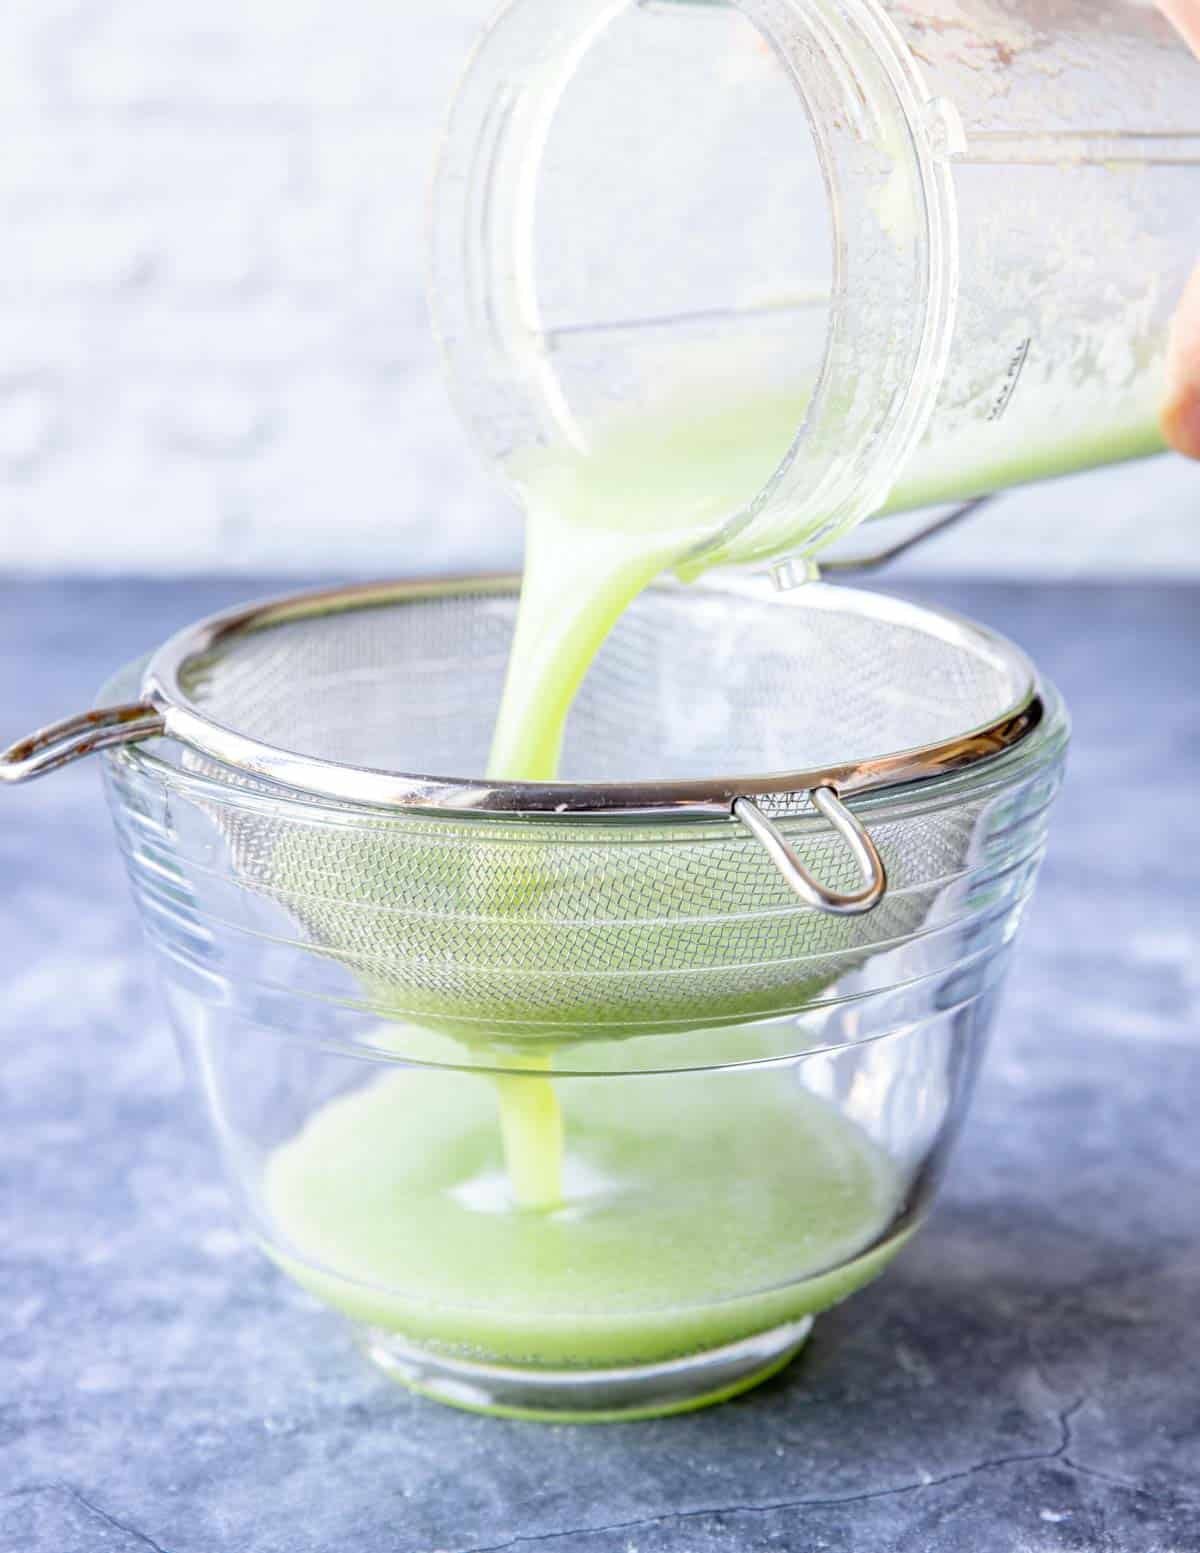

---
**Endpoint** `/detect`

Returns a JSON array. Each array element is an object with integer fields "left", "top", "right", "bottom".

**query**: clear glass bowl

[{"left": 100, "top": 613, "right": 1068, "bottom": 1421}]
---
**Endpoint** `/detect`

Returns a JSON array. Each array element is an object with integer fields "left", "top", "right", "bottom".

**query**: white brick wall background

[{"left": 0, "top": 0, "right": 1196, "bottom": 579}]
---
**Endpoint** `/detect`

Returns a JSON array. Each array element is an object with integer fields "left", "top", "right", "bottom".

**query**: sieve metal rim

[
  {"left": 1, "top": 574, "right": 1046, "bottom": 919},
  {"left": 2, "top": 572, "right": 1042, "bottom": 808}
]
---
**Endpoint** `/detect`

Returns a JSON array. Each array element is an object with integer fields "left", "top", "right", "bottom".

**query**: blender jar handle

[
  {"left": 734, "top": 788, "right": 887, "bottom": 917},
  {"left": 0, "top": 703, "right": 164, "bottom": 784}
]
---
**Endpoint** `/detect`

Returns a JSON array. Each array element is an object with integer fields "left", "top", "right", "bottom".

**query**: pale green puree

[{"left": 266, "top": 1065, "right": 905, "bottom": 1368}]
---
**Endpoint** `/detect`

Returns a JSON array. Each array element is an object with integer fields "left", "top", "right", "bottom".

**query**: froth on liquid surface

[{"left": 263, "top": 1063, "right": 907, "bottom": 1367}]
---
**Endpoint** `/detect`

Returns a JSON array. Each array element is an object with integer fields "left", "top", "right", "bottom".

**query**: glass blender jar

[{"left": 432, "top": 0, "right": 1200, "bottom": 571}]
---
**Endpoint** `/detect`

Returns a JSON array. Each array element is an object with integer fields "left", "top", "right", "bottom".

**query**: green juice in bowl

[{"left": 265, "top": 1063, "right": 908, "bottom": 1393}]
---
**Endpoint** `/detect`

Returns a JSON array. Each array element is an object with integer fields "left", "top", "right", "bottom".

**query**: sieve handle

[
  {"left": 0, "top": 702, "right": 165, "bottom": 784},
  {"left": 733, "top": 788, "right": 887, "bottom": 917}
]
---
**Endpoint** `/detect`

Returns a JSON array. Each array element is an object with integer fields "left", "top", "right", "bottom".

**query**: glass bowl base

[{"left": 356, "top": 1318, "right": 814, "bottom": 1422}]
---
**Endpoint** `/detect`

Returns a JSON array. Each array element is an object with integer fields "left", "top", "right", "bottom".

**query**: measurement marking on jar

[{"left": 988, "top": 338, "right": 1032, "bottom": 422}]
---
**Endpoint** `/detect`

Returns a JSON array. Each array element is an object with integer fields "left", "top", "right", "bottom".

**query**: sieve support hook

[
  {"left": 0, "top": 702, "right": 165, "bottom": 784},
  {"left": 733, "top": 788, "right": 887, "bottom": 917}
]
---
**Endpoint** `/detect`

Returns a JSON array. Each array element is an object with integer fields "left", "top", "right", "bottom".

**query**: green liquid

[
  {"left": 479, "top": 399, "right": 820, "bottom": 1205},
  {"left": 265, "top": 1063, "right": 908, "bottom": 1368},
  {"left": 883, "top": 409, "right": 1164, "bottom": 516},
  {"left": 488, "top": 393, "right": 804, "bottom": 781}
]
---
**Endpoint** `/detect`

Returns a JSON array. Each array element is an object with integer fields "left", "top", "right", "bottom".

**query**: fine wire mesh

[{"left": 164, "top": 582, "right": 1037, "bottom": 1039}]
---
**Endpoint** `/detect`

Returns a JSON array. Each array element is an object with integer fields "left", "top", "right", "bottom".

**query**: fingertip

[
  {"left": 1162, "top": 389, "right": 1200, "bottom": 461},
  {"left": 1164, "top": 265, "right": 1200, "bottom": 460},
  {"left": 1157, "top": 0, "right": 1200, "bottom": 57}
]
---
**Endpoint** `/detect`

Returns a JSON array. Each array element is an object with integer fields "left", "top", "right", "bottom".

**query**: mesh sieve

[
  {"left": 4, "top": 577, "right": 1051, "bottom": 1037},
  {"left": 169, "top": 580, "right": 1033, "bottom": 789}
]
